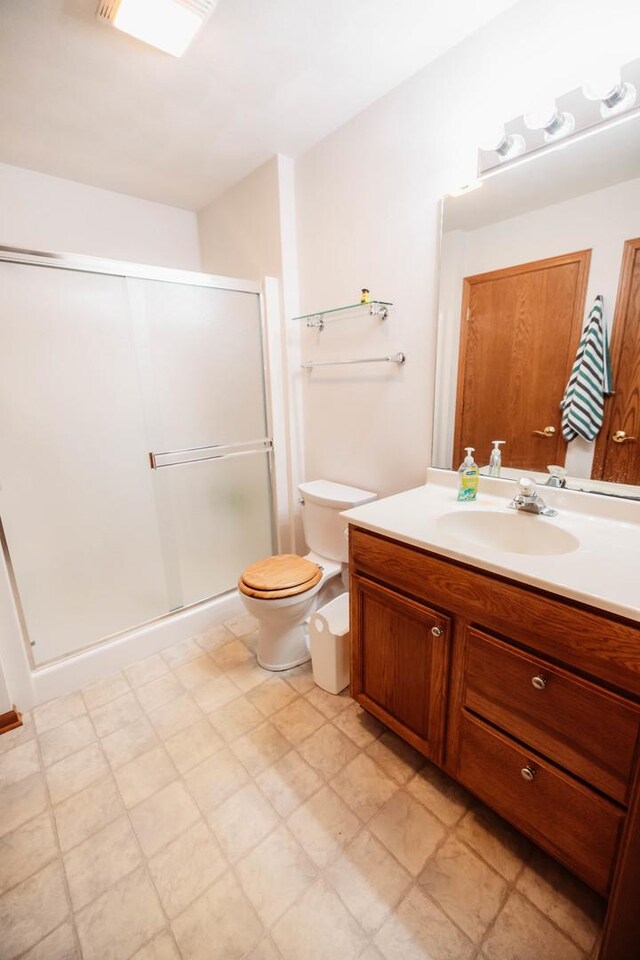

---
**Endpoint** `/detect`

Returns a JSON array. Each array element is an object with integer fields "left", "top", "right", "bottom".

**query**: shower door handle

[{"left": 149, "top": 438, "right": 273, "bottom": 469}]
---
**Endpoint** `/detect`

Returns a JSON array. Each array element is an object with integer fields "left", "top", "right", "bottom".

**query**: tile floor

[{"left": 0, "top": 613, "right": 606, "bottom": 960}]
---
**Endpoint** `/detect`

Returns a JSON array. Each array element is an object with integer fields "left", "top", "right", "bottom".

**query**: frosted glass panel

[
  {"left": 156, "top": 452, "right": 273, "bottom": 606},
  {"left": 0, "top": 258, "right": 274, "bottom": 666},
  {"left": 128, "top": 280, "right": 266, "bottom": 451},
  {"left": 0, "top": 263, "right": 168, "bottom": 664}
]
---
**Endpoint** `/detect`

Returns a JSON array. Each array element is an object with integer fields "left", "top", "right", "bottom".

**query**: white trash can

[{"left": 309, "top": 592, "right": 350, "bottom": 694}]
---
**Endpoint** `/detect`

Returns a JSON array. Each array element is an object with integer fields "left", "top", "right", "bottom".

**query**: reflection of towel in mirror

[{"left": 560, "top": 295, "right": 613, "bottom": 442}]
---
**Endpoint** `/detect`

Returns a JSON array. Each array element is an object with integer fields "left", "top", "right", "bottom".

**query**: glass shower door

[
  {"left": 0, "top": 256, "right": 274, "bottom": 666},
  {"left": 0, "top": 262, "right": 168, "bottom": 664},
  {"left": 127, "top": 278, "right": 274, "bottom": 609}
]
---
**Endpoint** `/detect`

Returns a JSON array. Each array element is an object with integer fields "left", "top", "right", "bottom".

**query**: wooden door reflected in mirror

[
  {"left": 453, "top": 250, "right": 590, "bottom": 471},
  {"left": 593, "top": 238, "right": 640, "bottom": 486}
]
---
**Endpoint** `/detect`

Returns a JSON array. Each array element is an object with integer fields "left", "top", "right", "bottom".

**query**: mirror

[{"left": 433, "top": 113, "right": 640, "bottom": 499}]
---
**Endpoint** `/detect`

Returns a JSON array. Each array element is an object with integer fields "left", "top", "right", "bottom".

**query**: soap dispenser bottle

[
  {"left": 488, "top": 440, "right": 506, "bottom": 477},
  {"left": 457, "top": 447, "right": 479, "bottom": 501}
]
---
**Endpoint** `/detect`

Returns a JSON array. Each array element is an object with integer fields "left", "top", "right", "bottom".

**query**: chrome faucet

[
  {"left": 545, "top": 474, "right": 566, "bottom": 489},
  {"left": 509, "top": 477, "right": 558, "bottom": 517},
  {"left": 545, "top": 465, "right": 567, "bottom": 488}
]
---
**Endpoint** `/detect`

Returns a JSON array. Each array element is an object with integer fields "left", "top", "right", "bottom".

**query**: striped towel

[{"left": 560, "top": 295, "right": 613, "bottom": 442}]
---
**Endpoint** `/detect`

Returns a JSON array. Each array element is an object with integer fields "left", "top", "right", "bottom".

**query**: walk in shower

[{"left": 0, "top": 248, "right": 275, "bottom": 666}]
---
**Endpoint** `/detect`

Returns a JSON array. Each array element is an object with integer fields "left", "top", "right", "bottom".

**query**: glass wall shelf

[{"left": 292, "top": 300, "right": 392, "bottom": 330}]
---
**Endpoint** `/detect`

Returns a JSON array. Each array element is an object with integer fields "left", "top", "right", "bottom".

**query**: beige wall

[
  {"left": 0, "top": 162, "right": 201, "bottom": 269},
  {"left": 294, "top": 0, "right": 640, "bottom": 499},
  {"left": 198, "top": 157, "right": 282, "bottom": 280}
]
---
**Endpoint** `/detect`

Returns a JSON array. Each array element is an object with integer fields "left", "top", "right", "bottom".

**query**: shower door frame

[{"left": 0, "top": 244, "right": 278, "bottom": 672}]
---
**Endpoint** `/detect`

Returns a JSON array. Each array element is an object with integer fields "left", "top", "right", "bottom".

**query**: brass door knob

[
  {"left": 533, "top": 426, "right": 556, "bottom": 437},
  {"left": 612, "top": 430, "right": 637, "bottom": 444}
]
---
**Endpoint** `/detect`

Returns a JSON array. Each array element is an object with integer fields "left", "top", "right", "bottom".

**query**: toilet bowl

[{"left": 238, "top": 480, "right": 376, "bottom": 670}]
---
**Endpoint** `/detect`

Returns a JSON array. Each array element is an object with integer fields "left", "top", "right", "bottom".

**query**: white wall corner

[
  {"left": 261, "top": 276, "right": 292, "bottom": 553},
  {"left": 276, "top": 154, "right": 306, "bottom": 553}
]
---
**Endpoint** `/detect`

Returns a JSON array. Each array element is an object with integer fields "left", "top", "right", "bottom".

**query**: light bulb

[
  {"left": 524, "top": 99, "right": 559, "bottom": 131},
  {"left": 524, "top": 98, "right": 574, "bottom": 142},
  {"left": 524, "top": 99, "right": 558, "bottom": 130},
  {"left": 498, "top": 133, "right": 525, "bottom": 161},
  {"left": 582, "top": 65, "right": 636, "bottom": 117},
  {"left": 479, "top": 125, "right": 525, "bottom": 162},
  {"left": 479, "top": 124, "right": 509, "bottom": 153},
  {"left": 583, "top": 66, "right": 623, "bottom": 102}
]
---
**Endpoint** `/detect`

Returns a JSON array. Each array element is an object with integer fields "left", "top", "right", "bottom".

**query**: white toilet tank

[{"left": 299, "top": 480, "right": 376, "bottom": 563}]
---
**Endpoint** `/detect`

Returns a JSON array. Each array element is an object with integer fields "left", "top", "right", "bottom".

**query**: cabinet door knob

[
  {"left": 521, "top": 765, "right": 536, "bottom": 782},
  {"left": 531, "top": 674, "right": 547, "bottom": 690},
  {"left": 431, "top": 626, "right": 443, "bottom": 637}
]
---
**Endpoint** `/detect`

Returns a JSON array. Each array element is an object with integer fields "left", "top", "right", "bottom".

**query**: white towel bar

[{"left": 301, "top": 352, "right": 405, "bottom": 369}]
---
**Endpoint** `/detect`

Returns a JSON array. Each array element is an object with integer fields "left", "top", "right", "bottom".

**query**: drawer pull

[
  {"left": 521, "top": 765, "right": 536, "bottom": 782},
  {"left": 431, "top": 626, "right": 443, "bottom": 637},
  {"left": 531, "top": 674, "right": 547, "bottom": 690}
]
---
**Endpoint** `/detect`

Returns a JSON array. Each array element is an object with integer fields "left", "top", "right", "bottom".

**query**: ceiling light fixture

[
  {"left": 582, "top": 66, "right": 637, "bottom": 117},
  {"left": 96, "top": 0, "right": 218, "bottom": 57},
  {"left": 524, "top": 99, "right": 575, "bottom": 142}
]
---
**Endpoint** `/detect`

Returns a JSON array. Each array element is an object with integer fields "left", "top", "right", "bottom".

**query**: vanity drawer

[
  {"left": 464, "top": 629, "right": 640, "bottom": 805},
  {"left": 457, "top": 712, "right": 624, "bottom": 896}
]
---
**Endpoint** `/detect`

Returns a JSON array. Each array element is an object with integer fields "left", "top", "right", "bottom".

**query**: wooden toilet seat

[{"left": 238, "top": 554, "right": 322, "bottom": 600}]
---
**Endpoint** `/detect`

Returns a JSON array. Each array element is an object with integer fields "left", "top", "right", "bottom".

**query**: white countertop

[{"left": 342, "top": 469, "right": 640, "bottom": 623}]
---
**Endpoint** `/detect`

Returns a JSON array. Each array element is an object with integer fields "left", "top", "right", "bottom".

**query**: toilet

[{"left": 238, "top": 479, "right": 376, "bottom": 671}]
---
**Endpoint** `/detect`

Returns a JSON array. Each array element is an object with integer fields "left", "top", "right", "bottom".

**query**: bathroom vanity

[{"left": 344, "top": 472, "right": 640, "bottom": 960}]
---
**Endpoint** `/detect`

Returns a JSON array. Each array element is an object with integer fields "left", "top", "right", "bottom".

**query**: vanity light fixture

[
  {"left": 477, "top": 56, "right": 640, "bottom": 180},
  {"left": 96, "top": 0, "right": 219, "bottom": 57},
  {"left": 523, "top": 99, "right": 575, "bottom": 142},
  {"left": 582, "top": 66, "right": 637, "bottom": 118}
]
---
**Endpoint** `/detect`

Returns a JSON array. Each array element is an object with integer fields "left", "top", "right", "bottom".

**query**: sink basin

[{"left": 436, "top": 509, "right": 580, "bottom": 556}]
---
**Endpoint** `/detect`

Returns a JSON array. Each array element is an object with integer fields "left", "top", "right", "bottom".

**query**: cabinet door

[{"left": 351, "top": 576, "right": 450, "bottom": 762}]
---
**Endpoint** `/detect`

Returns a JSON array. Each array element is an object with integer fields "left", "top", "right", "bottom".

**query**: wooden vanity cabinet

[{"left": 349, "top": 525, "right": 640, "bottom": 960}]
